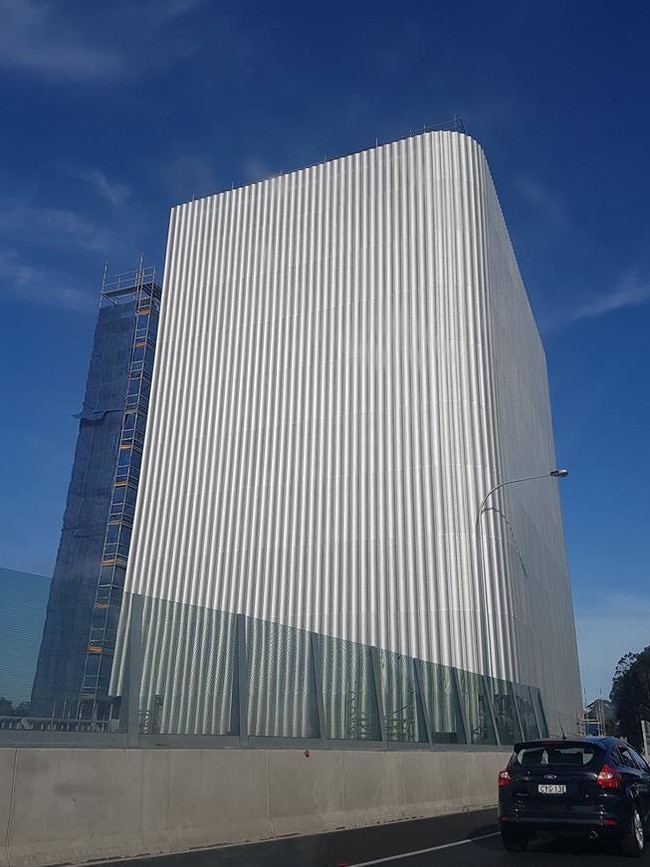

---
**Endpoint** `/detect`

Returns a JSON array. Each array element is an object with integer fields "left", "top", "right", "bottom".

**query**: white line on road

[{"left": 343, "top": 831, "right": 501, "bottom": 866}]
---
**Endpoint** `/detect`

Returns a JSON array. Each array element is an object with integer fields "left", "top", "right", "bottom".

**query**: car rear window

[{"left": 513, "top": 743, "right": 604, "bottom": 769}]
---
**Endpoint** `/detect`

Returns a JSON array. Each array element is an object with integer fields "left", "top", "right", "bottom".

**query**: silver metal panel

[{"left": 122, "top": 131, "right": 582, "bottom": 733}]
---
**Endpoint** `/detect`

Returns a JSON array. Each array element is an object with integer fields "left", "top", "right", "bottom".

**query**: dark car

[{"left": 498, "top": 737, "right": 650, "bottom": 856}]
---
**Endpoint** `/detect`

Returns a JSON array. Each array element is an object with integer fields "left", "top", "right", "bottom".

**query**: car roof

[{"left": 513, "top": 736, "right": 623, "bottom": 752}]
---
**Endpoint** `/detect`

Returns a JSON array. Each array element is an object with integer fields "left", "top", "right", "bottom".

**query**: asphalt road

[{"left": 100, "top": 808, "right": 648, "bottom": 867}]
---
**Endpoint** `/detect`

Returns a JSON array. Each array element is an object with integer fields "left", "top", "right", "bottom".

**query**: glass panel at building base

[{"left": 319, "top": 634, "right": 381, "bottom": 741}]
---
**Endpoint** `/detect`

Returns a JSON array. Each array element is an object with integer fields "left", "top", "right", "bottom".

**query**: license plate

[{"left": 538, "top": 784, "right": 566, "bottom": 794}]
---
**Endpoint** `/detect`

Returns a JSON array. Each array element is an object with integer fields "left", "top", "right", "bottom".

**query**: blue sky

[{"left": 0, "top": 0, "right": 648, "bottom": 703}]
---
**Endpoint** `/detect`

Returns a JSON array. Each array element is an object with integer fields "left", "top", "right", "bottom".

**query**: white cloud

[
  {"left": 575, "top": 592, "right": 650, "bottom": 703},
  {"left": 72, "top": 169, "right": 132, "bottom": 208},
  {"left": 0, "top": 249, "right": 94, "bottom": 311},
  {"left": 0, "top": 203, "right": 111, "bottom": 251},
  {"left": 0, "top": 0, "right": 125, "bottom": 81}
]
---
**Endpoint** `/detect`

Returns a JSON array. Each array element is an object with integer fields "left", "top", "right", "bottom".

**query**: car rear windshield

[{"left": 513, "top": 743, "right": 604, "bottom": 770}]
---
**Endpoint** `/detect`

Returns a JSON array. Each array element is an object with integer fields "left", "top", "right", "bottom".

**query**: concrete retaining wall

[{"left": 0, "top": 747, "right": 509, "bottom": 867}]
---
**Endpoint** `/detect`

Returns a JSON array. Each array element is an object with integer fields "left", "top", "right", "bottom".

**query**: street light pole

[{"left": 475, "top": 468, "right": 569, "bottom": 679}]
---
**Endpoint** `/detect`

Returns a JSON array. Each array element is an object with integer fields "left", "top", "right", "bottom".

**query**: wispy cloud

[
  {"left": 516, "top": 176, "right": 567, "bottom": 228},
  {"left": 541, "top": 272, "right": 650, "bottom": 331},
  {"left": 0, "top": 202, "right": 111, "bottom": 251},
  {"left": 0, "top": 0, "right": 206, "bottom": 82},
  {"left": 575, "top": 592, "right": 650, "bottom": 702},
  {"left": 154, "top": 0, "right": 205, "bottom": 20},
  {"left": 71, "top": 169, "right": 132, "bottom": 208},
  {"left": 242, "top": 158, "right": 277, "bottom": 184},
  {"left": 0, "top": 0, "right": 125, "bottom": 81},
  {"left": 0, "top": 249, "right": 94, "bottom": 311},
  {"left": 163, "top": 155, "right": 221, "bottom": 201},
  {"left": 566, "top": 272, "right": 650, "bottom": 324}
]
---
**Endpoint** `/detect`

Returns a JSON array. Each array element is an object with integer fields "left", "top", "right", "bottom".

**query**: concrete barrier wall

[{"left": 0, "top": 747, "right": 509, "bottom": 867}]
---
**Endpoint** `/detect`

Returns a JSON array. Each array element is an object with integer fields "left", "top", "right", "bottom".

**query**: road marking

[{"left": 342, "top": 831, "right": 501, "bottom": 866}]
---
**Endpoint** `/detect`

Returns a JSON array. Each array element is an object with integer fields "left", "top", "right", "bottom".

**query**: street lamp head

[{"left": 550, "top": 468, "right": 569, "bottom": 478}]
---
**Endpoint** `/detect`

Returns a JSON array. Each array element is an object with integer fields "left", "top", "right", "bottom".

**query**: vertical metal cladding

[{"left": 124, "top": 131, "right": 582, "bottom": 733}]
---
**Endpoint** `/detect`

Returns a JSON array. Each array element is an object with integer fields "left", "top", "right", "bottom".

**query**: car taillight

[
  {"left": 596, "top": 764, "right": 622, "bottom": 789},
  {"left": 498, "top": 768, "right": 512, "bottom": 787}
]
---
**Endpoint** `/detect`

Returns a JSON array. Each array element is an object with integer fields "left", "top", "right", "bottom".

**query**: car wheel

[
  {"left": 500, "top": 826, "right": 530, "bottom": 852},
  {"left": 620, "top": 805, "right": 644, "bottom": 858}
]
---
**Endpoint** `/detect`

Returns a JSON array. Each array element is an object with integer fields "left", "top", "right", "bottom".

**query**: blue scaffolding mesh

[{"left": 31, "top": 267, "right": 161, "bottom": 720}]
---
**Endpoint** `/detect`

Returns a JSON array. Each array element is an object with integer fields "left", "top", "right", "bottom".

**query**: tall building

[
  {"left": 117, "top": 131, "right": 582, "bottom": 737},
  {"left": 0, "top": 567, "right": 51, "bottom": 713},
  {"left": 31, "top": 266, "right": 161, "bottom": 718}
]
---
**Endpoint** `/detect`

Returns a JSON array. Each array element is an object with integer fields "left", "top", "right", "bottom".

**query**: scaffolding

[
  {"left": 77, "top": 262, "right": 162, "bottom": 720},
  {"left": 100, "top": 260, "right": 161, "bottom": 307},
  {"left": 578, "top": 701, "right": 607, "bottom": 737}
]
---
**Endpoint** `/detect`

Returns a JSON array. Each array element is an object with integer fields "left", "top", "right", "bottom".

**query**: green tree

[{"left": 610, "top": 646, "right": 650, "bottom": 750}]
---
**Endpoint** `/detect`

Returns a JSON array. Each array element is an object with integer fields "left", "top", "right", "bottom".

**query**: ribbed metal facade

[{"left": 123, "top": 131, "right": 582, "bottom": 734}]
